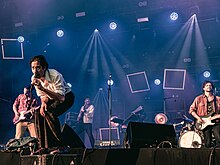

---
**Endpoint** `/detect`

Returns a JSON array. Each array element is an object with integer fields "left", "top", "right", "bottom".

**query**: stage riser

[
  {"left": 1, "top": 148, "right": 220, "bottom": 165},
  {"left": 20, "top": 154, "right": 80, "bottom": 165},
  {"left": 0, "top": 152, "right": 20, "bottom": 165}
]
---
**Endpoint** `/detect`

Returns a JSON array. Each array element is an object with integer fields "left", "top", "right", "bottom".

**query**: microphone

[
  {"left": 34, "top": 73, "right": 40, "bottom": 79},
  {"left": 107, "top": 74, "right": 113, "bottom": 86},
  {"left": 30, "top": 84, "right": 34, "bottom": 92},
  {"left": 30, "top": 74, "right": 40, "bottom": 91}
]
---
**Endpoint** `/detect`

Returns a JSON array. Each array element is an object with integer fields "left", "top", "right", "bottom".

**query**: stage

[{"left": 1, "top": 147, "right": 220, "bottom": 165}]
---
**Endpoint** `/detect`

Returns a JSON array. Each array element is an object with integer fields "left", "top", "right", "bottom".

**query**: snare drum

[{"left": 179, "top": 131, "right": 202, "bottom": 148}]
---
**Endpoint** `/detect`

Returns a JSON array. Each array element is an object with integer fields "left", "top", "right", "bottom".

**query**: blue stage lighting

[
  {"left": 170, "top": 12, "right": 178, "bottom": 21},
  {"left": 109, "top": 22, "right": 117, "bottom": 30},
  {"left": 154, "top": 79, "right": 161, "bottom": 85},
  {"left": 56, "top": 30, "right": 64, "bottom": 37},
  {"left": 67, "top": 83, "right": 72, "bottom": 88},
  {"left": 203, "top": 71, "right": 211, "bottom": 78},
  {"left": 17, "top": 36, "right": 24, "bottom": 43},
  {"left": 107, "top": 79, "right": 114, "bottom": 86}
]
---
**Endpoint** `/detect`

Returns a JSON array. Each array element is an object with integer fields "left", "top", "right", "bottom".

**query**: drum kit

[{"left": 173, "top": 115, "right": 204, "bottom": 148}]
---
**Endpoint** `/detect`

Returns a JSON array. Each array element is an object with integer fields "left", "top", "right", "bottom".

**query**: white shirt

[
  {"left": 31, "top": 69, "right": 71, "bottom": 99},
  {"left": 79, "top": 105, "right": 95, "bottom": 123}
]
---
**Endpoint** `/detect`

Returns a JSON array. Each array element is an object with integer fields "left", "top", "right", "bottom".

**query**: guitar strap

[{"left": 214, "top": 96, "right": 217, "bottom": 113}]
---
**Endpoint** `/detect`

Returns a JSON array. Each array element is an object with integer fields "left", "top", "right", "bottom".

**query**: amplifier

[
  {"left": 95, "top": 140, "right": 120, "bottom": 147},
  {"left": 96, "top": 127, "right": 121, "bottom": 147}
]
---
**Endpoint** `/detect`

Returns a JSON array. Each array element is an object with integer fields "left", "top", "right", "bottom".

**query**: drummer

[{"left": 189, "top": 80, "right": 220, "bottom": 148}]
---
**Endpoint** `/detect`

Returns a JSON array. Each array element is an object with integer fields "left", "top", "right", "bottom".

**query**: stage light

[
  {"left": 203, "top": 71, "right": 211, "bottom": 78},
  {"left": 17, "top": 36, "right": 24, "bottom": 43},
  {"left": 75, "top": 11, "right": 86, "bottom": 18},
  {"left": 56, "top": 30, "right": 64, "bottom": 37},
  {"left": 138, "top": 1, "right": 147, "bottom": 7},
  {"left": 170, "top": 12, "right": 178, "bottom": 21},
  {"left": 154, "top": 79, "right": 161, "bottom": 85},
  {"left": 183, "top": 57, "right": 191, "bottom": 63},
  {"left": 15, "top": 22, "right": 23, "bottom": 28},
  {"left": 109, "top": 22, "right": 117, "bottom": 30},
  {"left": 67, "top": 83, "right": 72, "bottom": 88},
  {"left": 107, "top": 79, "right": 114, "bottom": 86},
  {"left": 94, "top": 29, "right": 99, "bottom": 32},
  {"left": 57, "top": 15, "right": 64, "bottom": 20},
  {"left": 137, "top": 17, "right": 149, "bottom": 23}
]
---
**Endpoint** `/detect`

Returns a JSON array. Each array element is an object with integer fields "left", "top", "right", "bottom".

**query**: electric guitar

[
  {"left": 195, "top": 112, "right": 219, "bottom": 131},
  {"left": 13, "top": 106, "right": 40, "bottom": 125}
]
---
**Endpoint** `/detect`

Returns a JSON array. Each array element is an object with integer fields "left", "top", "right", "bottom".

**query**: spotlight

[
  {"left": 183, "top": 57, "right": 191, "bottom": 63},
  {"left": 154, "top": 79, "right": 161, "bottom": 85},
  {"left": 94, "top": 29, "right": 99, "bottom": 32},
  {"left": 107, "top": 74, "right": 114, "bottom": 86},
  {"left": 56, "top": 30, "right": 64, "bottom": 37},
  {"left": 17, "top": 36, "right": 24, "bottom": 43},
  {"left": 170, "top": 12, "right": 178, "bottom": 21},
  {"left": 57, "top": 15, "right": 64, "bottom": 20},
  {"left": 203, "top": 71, "right": 211, "bottom": 78},
  {"left": 138, "top": 1, "right": 147, "bottom": 7},
  {"left": 107, "top": 79, "right": 114, "bottom": 86},
  {"left": 109, "top": 22, "right": 117, "bottom": 30},
  {"left": 67, "top": 83, "right": 72, "bottom": 88}
]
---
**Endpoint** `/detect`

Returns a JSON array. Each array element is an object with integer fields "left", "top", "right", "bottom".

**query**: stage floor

[{"left": 1, "top": 147, "right": 220, "bottom": 165}]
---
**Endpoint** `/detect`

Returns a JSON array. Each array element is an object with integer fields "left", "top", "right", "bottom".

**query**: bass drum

[{"left": 179, "top": 131, "right": 202, "bottom": 148}]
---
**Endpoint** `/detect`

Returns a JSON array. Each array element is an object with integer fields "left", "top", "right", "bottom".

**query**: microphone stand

[
  {"left": 162, "top": 96, "right": 174, "bottom": 115},
  {"left": 108, "top": 75, "right": 112, "bottom": 149}
]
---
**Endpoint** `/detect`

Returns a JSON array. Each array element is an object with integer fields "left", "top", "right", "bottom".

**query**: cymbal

[
  {"left": 184, "top": 118, "right": 193, "bottom": 122},
  {"left": 173, "top": 116, "right": 193, "bottom": 123},
  {"left": 173, "top": 117, "right": 184, "bottom": 123},
  {"left": 111, "top": 118, "right": 124, "bottom": 124}
]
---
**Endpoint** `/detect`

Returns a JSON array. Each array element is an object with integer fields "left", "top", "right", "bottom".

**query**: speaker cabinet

[
  {"left": 61, "top": 124, "right": 85, "bottom": 148},
  {"left": 125, "top": 122, "right": 176, "bottom": 148}
]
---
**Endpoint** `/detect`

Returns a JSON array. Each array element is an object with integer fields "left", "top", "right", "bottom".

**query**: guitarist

[
  {"left": 13, "top": 85, "right": 39, "bottom": 139},
  {"left": 189, "top": 80, "right": 220, "bottom": 148},
  {"left": 75, "top": 97, "right": 95, "bottom": 148}
]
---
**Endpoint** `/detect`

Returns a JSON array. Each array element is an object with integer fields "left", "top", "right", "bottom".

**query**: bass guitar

[
  {"left": 195, "top": 112, "right": 218, "bottom": 131},
  {"left": 13, "top": 106, "right": 40, "bottom": 125}
]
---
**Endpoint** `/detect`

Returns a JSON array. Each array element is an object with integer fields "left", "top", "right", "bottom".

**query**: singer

[{"left": 30, "top": 55, "right": 75, "bottom": 154}]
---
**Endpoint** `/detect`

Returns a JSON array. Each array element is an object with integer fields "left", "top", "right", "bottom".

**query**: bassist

[
  {"left": 13, "top": 85, "right": 39, "bottom": 139},
  {"left": 189, "top": 81, "right": 220, "bottom": 148}
]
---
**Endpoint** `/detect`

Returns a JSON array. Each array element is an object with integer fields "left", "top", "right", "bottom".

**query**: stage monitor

[{"left": 125, "top": 122, "right": 177, "bottom": 148}]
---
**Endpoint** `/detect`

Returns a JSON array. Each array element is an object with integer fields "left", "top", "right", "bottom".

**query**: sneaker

[{"left": 49, "top": 146, "right": 70, "bottom": 154}]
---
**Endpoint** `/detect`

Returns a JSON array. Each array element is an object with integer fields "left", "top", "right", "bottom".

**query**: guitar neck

[{"left": 24, "top": 106, "right": 40, "bottom": 114}]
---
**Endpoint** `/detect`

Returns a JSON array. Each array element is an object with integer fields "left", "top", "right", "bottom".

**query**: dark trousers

[
  {"left": 203, "top": 124, "right": 220, "bottom": 148},
  {"left": 75, "top": 122, "right": 95, "bottom": 148},
  {"left": 35, "top": 91, "right": 74, "bottom": 148}
]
